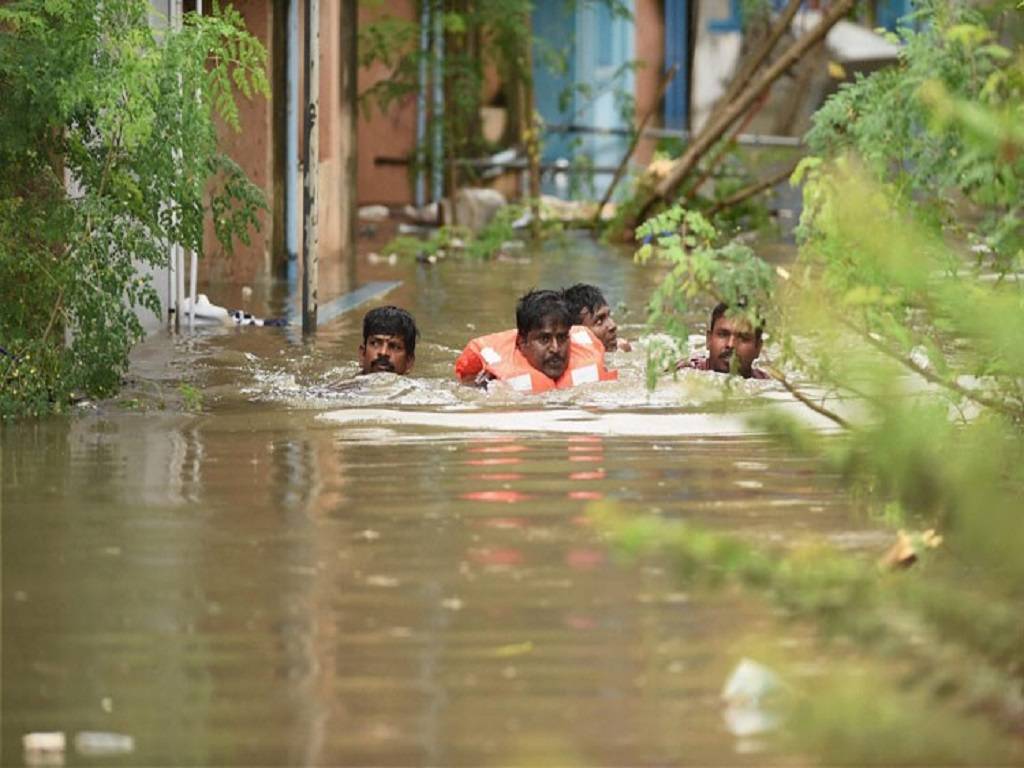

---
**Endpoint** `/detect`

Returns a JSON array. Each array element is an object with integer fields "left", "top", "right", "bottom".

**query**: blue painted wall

[
  {"left": 663, "top": 0, "right": 690, "bottom": 130},
  {"left": 876, "top": 0, "right": 913, "bottom": 30},
  {"left": 532, "top": 1, "right": 578, "bottom": 163}
]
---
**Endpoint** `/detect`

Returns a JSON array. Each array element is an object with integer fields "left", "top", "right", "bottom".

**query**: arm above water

[
  {"left": 675, "top": 355, "right": 710, "bottom": 371},
  {"left": 455, "top": 342, "right": 495, "bottom": 387}
]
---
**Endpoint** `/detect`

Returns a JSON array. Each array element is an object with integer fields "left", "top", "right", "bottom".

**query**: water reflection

[{"left": 4, "top": 236, "right": 879, "bottom": 765}]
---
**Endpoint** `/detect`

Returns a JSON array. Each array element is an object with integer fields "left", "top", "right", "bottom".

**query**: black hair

[
  {"left": 362, "top": 306, "right": 419, "bottom": 356},
  {"left": 561, "top": 283, "right": 608, "bottom": 323},
  {"left": 516, "top": 289, "right": 572, "bottom": 337},
  {"left": 710, "top": 300, "right": 764, "bottom": 341}
]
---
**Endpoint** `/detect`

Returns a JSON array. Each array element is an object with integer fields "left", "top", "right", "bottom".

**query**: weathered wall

[
  {"left": 633, "top": 0, "right": 665, "bottom": 167},
  {"left": 203, "top": 0, "right": 354, "bottom": 293},
  {"left": 202, "top": 0, "right": 274, "bottom": 285},
  {"left": 356, "top": 1, "right": 418, "bottom": 206}
]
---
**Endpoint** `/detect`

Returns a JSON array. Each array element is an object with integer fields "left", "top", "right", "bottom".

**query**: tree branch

[
  {"left": 842, "top": 317, "right": 1024, "bottom": 420},
  {"left": 761, "top": 364, "right": 851, "bottom": 429},
  {"left": 628, "top": 0, "right": 854, "bottom": 228}
]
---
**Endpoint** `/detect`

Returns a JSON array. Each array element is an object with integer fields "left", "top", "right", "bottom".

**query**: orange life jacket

[{"left": 455, "top": 326, "right": 618, "bottom": 393}]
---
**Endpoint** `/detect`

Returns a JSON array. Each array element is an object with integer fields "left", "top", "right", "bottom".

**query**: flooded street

[{"left": 3, "top": 236, "right": 873, "bottom": 765}]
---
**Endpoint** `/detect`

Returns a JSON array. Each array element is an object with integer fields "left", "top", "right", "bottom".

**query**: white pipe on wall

[{"left": 186, "top": 0, "right": 202, "bottom": 330}]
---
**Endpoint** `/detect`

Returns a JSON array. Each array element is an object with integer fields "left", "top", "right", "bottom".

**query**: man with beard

[
  {"left": 358, "top": 306, "right": 418, "bottom": 375},
  {"left": 455, "top": 289, "right": 616, "bottom": 392},
  {"left": 676, "top": 301, "right": 768, "bottom": 379},
  {"left": 561, "top": 283, "right": 631, "bottom": 352}
]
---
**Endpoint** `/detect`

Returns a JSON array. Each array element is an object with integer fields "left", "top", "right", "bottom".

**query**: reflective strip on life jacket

[{"left": 454, "top": 326, "right": 617, "bottom": 393}]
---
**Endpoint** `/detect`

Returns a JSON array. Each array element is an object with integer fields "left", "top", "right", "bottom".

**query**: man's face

[
  {"left": 517, "top": 316, "right": 571, "bottom": 380},
  {"left": 359, "top": 334, "right": 414, "bottom": 375},
  {"left": 707, "top": 315, "right": 762, "bottom": 377},
  {"left": 579, "top": 303, "right": 618, "bottom": 351}
]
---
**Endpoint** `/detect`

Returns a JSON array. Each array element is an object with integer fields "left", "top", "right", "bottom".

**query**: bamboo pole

[
  {"left": 592, "top": 64, "right": 679, "bottom": 226},
  {"left": 682, "top": 88, "right": 770, "bottom": 203},
  {"left": 302, "top": 0, "right": 320, "bottom": 334}
]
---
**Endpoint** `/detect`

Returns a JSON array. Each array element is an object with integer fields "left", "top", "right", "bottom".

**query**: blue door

[{"left": 533, "top": 1, "right": 635, "bottom": 199}]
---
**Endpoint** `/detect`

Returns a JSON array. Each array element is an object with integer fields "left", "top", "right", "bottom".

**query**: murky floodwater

[{"left": 3, "top": 235, "right": 876, "bottom": 765}]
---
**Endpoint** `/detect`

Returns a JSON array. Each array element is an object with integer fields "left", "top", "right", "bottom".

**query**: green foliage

[
  {"left": 592, "top": 502, "right": 1024, "bottom": 762},
  {"left": 805, "top": 0, "right": 1023, "bottom": 260},
  {"left": 784, "top": 665, "right": 1022, "bottom": 766},
  {"left": 359, "top": 1, "right": 637, "bottom": 201},
  {"left": 636, "top": 0, "right": 1024, "bottom": 585},
  {"left": 178, "top": 383, "right": 203, "bottom": 412},
  {"left": 359, "top": 0, "right": 534, "bottom": 188},
  {"left": 628, "top": 1, "right": 1024, "bottom": 752},
  {"left": 635, "top": 206, "right": 774, "bottom": 343},
  {"left": 0, "top": 0, "right": 268, "bottom": 417}
]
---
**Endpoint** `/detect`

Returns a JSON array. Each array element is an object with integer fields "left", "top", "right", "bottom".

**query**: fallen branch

[
  {"left": 709, "top": 0, "right": 804, "bottom": 125},
  {"left": 628, "top": 0, "right": 855, "bottom": 229},
  {"left": 842, "top": 317, "right": 1024, "bottom": 421},
  {"left": 762, "top": 364, "right": 852, "bottom": 429},
  {"left": 593, "top": 64, "right": 679, "bottom": 225},
  {"left": 682, "top": 88, "right": 772, "bottom": 204}
]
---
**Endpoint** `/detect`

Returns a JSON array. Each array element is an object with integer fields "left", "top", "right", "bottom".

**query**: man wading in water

[
  {"left": 676, "top": 301, "right": 768, "bottom": 379},
  {"left": 358, "top": 306, "right": 418, "bottom": 376},
  {"left": 455, "top": 289, "right": 616, "bottom": 392},
  {"left": 561, "top": 283, "right": 632, "bottom": 353}
]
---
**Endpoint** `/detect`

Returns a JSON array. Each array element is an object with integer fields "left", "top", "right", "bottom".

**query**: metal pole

[
  {"left": 430, "top": 0, "right": 443, "bottom": 207},
  {"left": 302, "top": 0, "right": 320, "bottom": 334},
  {"left": 414, "top": 0, "right": 429, "bottom": 208},
  {"left": 286, "top": 0, "right": 299, "bottom": 284}
]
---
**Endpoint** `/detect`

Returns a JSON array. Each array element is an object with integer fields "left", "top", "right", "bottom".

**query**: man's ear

[
  {"left": 578, "top": 307, "right": 592, "bottom": 325},
  {"left": 515, "top": 333, "right": 525, "bottom": 351}
]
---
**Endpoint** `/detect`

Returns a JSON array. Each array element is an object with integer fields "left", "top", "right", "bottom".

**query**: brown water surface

[{"left": 3, "top": 235, "right": 871, "bottom": 765}]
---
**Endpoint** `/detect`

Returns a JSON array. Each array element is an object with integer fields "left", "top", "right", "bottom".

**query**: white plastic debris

[
  {"left": 721, "top": 658, "right": 783, "bottom": 738},
  {"left": 180, "top": 294, "right": 284, "bottom": 327},
  {"left": 358, "top": 204, "right": 390, "bottom": 221},
  {"left": 181, "top": 293, "right": 229, "bottom": 323},
  {"left": 403, "top": 201, "right": 440, "bottom": 223},
  {"left": 74, "top": 731, "right": 135, "bottom": 756},
  {"left": 23, "top": 732, "right": 65, "bottom": 766}
]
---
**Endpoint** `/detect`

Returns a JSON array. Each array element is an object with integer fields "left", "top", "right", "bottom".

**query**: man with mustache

[
  {"left": 677, "top": 301, "right": 768, "bottom": 379},
  {"left": 455, "top": 289, "right": 616, "bottom": 392},
  {"left": 358, "top": 306, "right": 418, "bottom": 375},
  {"left": 561, "top": 283, "right": 631, "bottom": 353}
]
